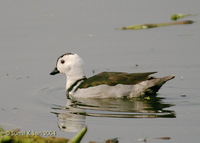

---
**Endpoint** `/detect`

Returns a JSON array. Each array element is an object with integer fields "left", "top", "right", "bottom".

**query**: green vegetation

[
  {"left": 116, "top": 12, "right": 196, "bottom": 30},
  {"left": 0, "top": 135, "right": 68, "bottom": 143},
  {"left": 68, "top": 126, "right": 87, "bottom": 143},
  {"left": 171, "top": 13, "right": 196, "bottom": 21},
  {"left": 116, "top": 20, "right": 193, "bottom": 30},
  {"left": 0, "top": 126, "right": 117, "bottom": 143}
]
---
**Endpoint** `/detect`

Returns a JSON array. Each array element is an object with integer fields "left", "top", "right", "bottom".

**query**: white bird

[{"left": 50, "top": 53, "right": 175, "bottom": 98}]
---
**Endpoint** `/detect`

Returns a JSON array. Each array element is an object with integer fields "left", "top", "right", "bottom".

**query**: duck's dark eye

[{"left": 61, "top": 60, "right": 65, "bottom": 64}]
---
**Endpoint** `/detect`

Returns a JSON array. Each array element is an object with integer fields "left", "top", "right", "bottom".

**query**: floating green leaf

[
  {"left": 171, "top": 13, "right": 196, "bottom": 21},
  {"left": 116, "top": 20, "right": 193, "bottom": 30},
  {"left": 154, "top": 137, "right": 171, "bottom": 140}
]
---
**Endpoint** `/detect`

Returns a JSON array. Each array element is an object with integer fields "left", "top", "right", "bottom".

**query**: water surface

[{"left": 0, "top": 0, "right": 200, "bottom": 142}]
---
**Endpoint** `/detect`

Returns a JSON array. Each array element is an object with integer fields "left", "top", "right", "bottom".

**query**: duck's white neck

[{"left": 65, "top": 68, "right": 86, "bottom": 91}]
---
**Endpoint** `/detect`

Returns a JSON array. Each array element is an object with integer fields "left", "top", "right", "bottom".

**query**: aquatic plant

[
  {"left": 0, "top": 126, "right": 116, "bottom": 143},
  {"left": 171, "top": 13, "right": 196, "bottom": 21},
  {"left": 116, "top": 20, "right": 193, "bottom": 30},
  {"left": 68, "top": 126, "right": 87, "bottom": 143}
]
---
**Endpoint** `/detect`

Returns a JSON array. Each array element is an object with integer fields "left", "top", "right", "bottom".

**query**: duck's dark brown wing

[{"left": 79, "top": 71, "right": 157, "bottom": 88}]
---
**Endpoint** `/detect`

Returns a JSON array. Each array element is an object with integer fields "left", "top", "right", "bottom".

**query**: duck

[{"left": 50, "top": 53, "right": 175, "bottom": 98}]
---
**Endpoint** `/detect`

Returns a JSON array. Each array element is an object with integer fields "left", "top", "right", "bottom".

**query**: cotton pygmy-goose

[{"left": 50, "top": 53, "right": 175, "bottom": 98}]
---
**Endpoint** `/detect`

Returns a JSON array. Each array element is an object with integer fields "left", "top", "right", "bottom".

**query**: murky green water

[{"left": 0, "top": 0, "right": 200, "bottom": 142}]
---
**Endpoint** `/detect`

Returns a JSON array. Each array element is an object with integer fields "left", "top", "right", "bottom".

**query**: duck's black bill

[{"left": 50, "top": 67, "right": 60, "bottom": 75}]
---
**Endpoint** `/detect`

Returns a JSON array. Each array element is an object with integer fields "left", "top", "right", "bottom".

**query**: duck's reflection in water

[
  {"left": 51, "top": 96, "right": 175, "bottom": 132},
  {"left": 51, "top": 103, "right": 86, "bottom": 132}
]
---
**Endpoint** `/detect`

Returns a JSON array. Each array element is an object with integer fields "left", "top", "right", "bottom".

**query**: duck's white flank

[{"left": 50, "top": 53, "right": 175, "bottom": 98}]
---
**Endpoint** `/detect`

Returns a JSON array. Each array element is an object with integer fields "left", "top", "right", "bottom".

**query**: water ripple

[{"left": 51, "top": 96, "right": 175, "bottom": 132}]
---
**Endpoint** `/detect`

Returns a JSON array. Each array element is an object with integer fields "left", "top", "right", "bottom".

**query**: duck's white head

[{"left": 50, "top": 53, "right": 86, "bottom": 90}]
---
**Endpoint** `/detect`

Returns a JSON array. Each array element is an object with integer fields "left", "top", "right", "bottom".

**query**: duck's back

[
  {"left": 79, "top": 71, "right": 157, "bottom": 88},
  {"left": 70, "top": 72, "right": 174, "bottom": 98}
]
